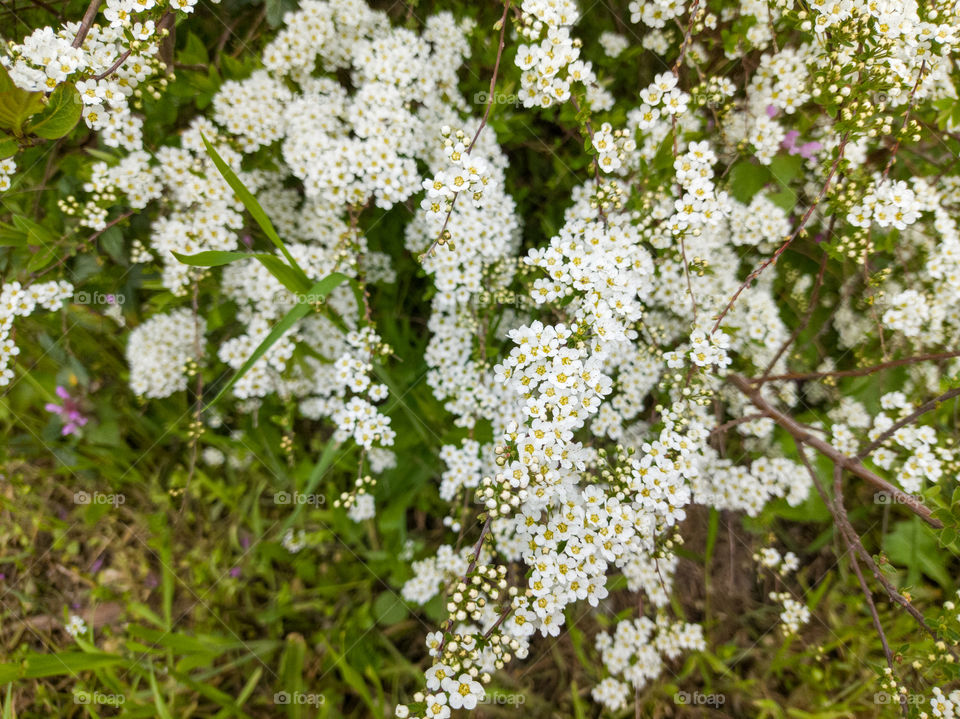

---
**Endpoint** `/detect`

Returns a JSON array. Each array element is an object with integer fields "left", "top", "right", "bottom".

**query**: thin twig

[
  {"left": 752, "top": 350, "right": 960, "bottom": 385},
  {"left": 712, "top": 134, "right": 849, "bottom": 334},
  {"left": 728, "top": 373, "right": 941, "bottom": 527},
  {"left": 422, "top": 0, "right": 511, "bottom": 258},
  {"left": 857, "top": 386, "right": 960, "bottom": 460}
]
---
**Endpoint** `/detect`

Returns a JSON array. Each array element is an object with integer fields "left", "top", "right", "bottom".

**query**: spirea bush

[{"left": 5, "top": 0, "right": 960, "bottom": 716}]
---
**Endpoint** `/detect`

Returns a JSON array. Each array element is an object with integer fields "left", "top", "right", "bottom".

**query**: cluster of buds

[
  {"left": 332, "top": 473, "right": 376, "bottom": 511},
  {"left": 445, "top": 565, "right": 508, "bottom": 624}
]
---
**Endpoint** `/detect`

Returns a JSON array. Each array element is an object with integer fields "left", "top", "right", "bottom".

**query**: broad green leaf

[
  {"left": 727, "top": 160, "right": 771, "bottom": 203},
  {"left": 179, "top": 32, "right": 210, "bottom": 66},
  {"left": 0, "top": 65, "right": 45, "bottom": 135},
  {"left": 0, "top": 137, "right": 17, "bottom": 159},
  {"left": 206, "top": 272, "right": 350, "bottom": 409},
  {"left": 372, "top": 591, "right": 407, "bottom": 625},
  {"left": 12, "top": 214, "right": 55, "bottom": 245},
  {"left": 26, "top": 83, "right": 82, "bottom": 139},
  {"left": 883, "top": 518, "right": 951, "bottom": 589},
  {"left": 200, "top": 134, "right": 301, "bottom": 270}
]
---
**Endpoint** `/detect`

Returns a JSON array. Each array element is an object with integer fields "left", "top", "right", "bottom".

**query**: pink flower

[{"left": 45, "top": 386, "right": 89, "bottom": 436}]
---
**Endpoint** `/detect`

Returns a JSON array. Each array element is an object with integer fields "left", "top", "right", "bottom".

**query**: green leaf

[
  {"left": 26, "top": 83, "right": 82, "bottom": 139},
  {"left": 149, "top": 665, "right": 174, "bottom": 719},
  {"left": 206, "top": 273, "right": 350, "bottom": 409},
  {"left": 0, "top": 65, "right": 45, "bottom": 135},
  {"left": 173, "top": 250, "right": 311, "bottom": 293},
  {"left": 279, "top": 634, "right": 307, "bottom": 719},
  {"left": 727, "top": 160, "right": 771, "bottom": 203},
  {"left": 0, "top": 137, "right": 17, "bottom": 159},
  {"left": 172, "top": 250, "right": 257, "bottom": 267},
  {"left": 0, "top": 652, "right": 126, "bottom": 683},
  {"left": 883, "top": 518, "right": 951, "bottom": 589},
  {"left": 768, "top": 153, "right": 804, "bottom": 186},
  {"left": 25, "top": 245, "right": 58, "bottom": 272},
  {"left": 200, "top": 134, "right": 302, "bottom": 270},
  {"left": 179, "top": 32, "right": 209, "bottom": 66},
  {"left": 284, "top": 438, "right": 342, "bottom": 531},
  {"left": 321, "top": 641, "right": 377, "bottom": 714},
  {"left": 12, "top": 215, "right": 56, "bottom": 250},
  {"left": 372, "top": 591, "right": 407, "bottom": 625},
  {"left": 100, "top": 224, "right": 125, "bottom": 264}
]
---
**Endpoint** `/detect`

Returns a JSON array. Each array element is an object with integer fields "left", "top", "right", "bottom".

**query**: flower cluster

[
  {"left": 592, "top": 617, "right": 706, "bottom": 712},
  {"left": 2, "top": 0, "right": 208, "bottom": 152},
  {"left": 514, "top": 0, "right": 611, "bottom": 110},
  {"left": 0, "top": 280, "right": 73, "bottom": 386},
  {"left": 420, "top": 127, "right": 495, "bottom": 233},
  {"left": 126, "top": 308, "right": 205, "bottom": 398}
]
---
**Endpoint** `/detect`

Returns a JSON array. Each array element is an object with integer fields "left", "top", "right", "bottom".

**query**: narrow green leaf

[
  {"left": 206, "top": 273, "right": 350, "bottom": 409},
  {"left": 321, "top": 641, "right": 376, "bottom": 714},
  {"left": 173, "top": 250, "right": 311, "bottom": 294},
  {"left": 279, "top": 634, "right": 307, "bottom": 719},
  {"left": 199, "top": 134, "right": 301, "bottom": 270},
  {"left": 172, "top": 250, "right": 257, "bottom": 267},
  {"left": 0, "top": 652, "right": 126, "bottom": 683},
  {"left": 149, "top": 665, "right": 174, "bottom": 719}
]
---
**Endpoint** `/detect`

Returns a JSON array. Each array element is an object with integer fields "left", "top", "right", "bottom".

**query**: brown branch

[
  {"left": 72, "top": 0, "right": 101, "bottom": 48},
  {"left": 751, "top": 350, "right": 960, "bottom": 385},
  {"left": 709, "top": 413, "right": 764, "bottom": 436},
  {"left": 94, "top": 12, "right": 175, "bottom": 80},
  {"left": 482, "top": 603, "right": 513, "bottom": 639},
  {"left": 832, "top": 467, "right": 942, "bottom": 642},
  {"left": 795, "top": 442, "right": 940, "bottom": 646},
  {"left": 437, "top": 516, "right": 492, "bottom": 653},
  {"left": 727, "top": 373, "right": 941, "bottom": 527},
  {"left": 881, "top": 60, "right": 927, "bottom": 182}
]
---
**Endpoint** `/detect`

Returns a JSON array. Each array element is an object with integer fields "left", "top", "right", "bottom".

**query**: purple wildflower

[{"left": 45, "top": 386, "right": 88, "bottom": 436}]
